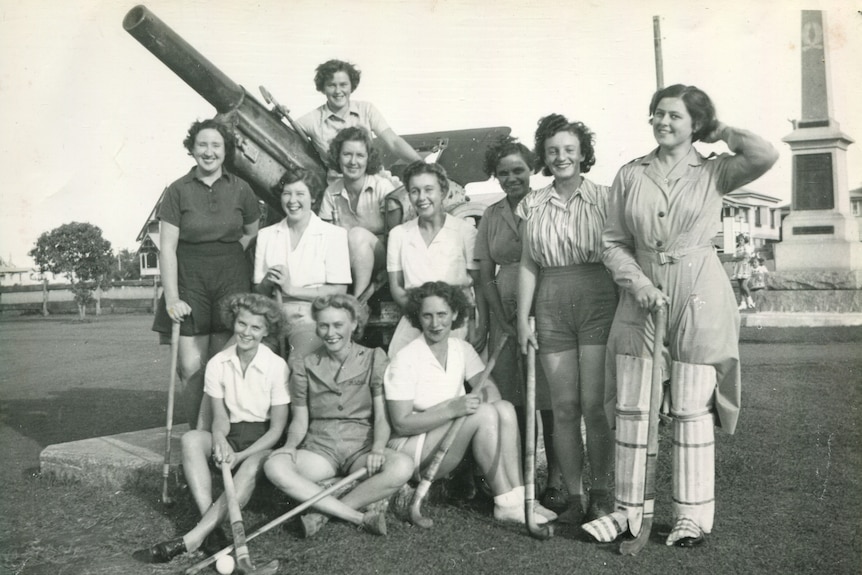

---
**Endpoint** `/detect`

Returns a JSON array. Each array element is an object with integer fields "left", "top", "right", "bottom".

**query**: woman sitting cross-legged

[
  {"left": 384, "top": 281, "right": 557, "bottom": 526},
  {"left": 134, "top": 293, "right": 289, "bottom": 563},
  {"left": 263, "top": 294, "right": 414, "bottom": 537}
]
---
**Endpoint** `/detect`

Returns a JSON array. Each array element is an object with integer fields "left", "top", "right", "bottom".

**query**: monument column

[{"left": 775, "top": 10, "right": 861, "bottom": 271}]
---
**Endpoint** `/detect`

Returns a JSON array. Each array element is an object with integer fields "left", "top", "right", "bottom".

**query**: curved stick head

[
  {"left": 409, "top": 497, "right": 434, "bottom": 529},
  {"left": 528, "top": 523, "right": 553, "bottom": 540},
  {"left": 238, "top": 559, "right": 279, "bottom": 575},
  {"left": 619, "top": 519, "right": 651, "bottom": 555}
]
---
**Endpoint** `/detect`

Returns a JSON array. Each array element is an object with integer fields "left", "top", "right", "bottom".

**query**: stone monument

[{"left": 775, "top": 10, "right": 861, "bottom": 271}]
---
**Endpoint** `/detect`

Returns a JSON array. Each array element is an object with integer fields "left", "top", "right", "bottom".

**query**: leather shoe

[
  {"left": 674, "top": 533, "right": 705, "bottom": 548},
  {"left": 201, "top": 527, "right": 229, "bottom": 556},
  {"left": 300, "top": 512, "right": 330, "bottom": 538},
  {"left": 540, "top": 487, "right": 568, "bottom": 513},
  {"left": 132, "top": 537, "right": 186, "bottom": 563}
]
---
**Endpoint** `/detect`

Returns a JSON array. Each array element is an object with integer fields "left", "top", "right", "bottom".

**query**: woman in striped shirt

[{"left": 516, "top": 114, "right": 618, "bottom": 525}]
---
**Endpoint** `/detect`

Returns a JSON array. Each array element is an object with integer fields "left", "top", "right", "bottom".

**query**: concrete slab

[
  {"left": 40, "top": 424, "right": 189, "bottom": 489},
  {"left": 740, "top": 311, "right": 862, "bottom": 327}
]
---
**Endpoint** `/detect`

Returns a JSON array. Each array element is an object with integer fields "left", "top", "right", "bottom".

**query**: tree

[
  {"left": 110, "top": 248, "right": 142, "bottom": 281},
  {"left": 29, "top": 222, "right": 113, "bottom": 319}
]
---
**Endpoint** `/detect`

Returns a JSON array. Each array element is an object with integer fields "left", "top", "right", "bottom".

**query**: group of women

[{"left": 136, "top": 57, "right": 779, "bottom": 565}]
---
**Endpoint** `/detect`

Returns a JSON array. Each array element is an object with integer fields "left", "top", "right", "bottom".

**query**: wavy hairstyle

[
  {"left": 314, "top": 59, "right": 361, "bottom": 93},
  {"left": 272, "top": 165, "right": 316, "bottom": 196},
  {"left": 220, "top": 293, "right": 284, "bottom": 337},
  {"left": 183, "top": 119, "right": 235, "bottom": 169},
  {"left": 402, "top": 161, "right": 449, "bottom": 196},
  {"left": 648, "top": 84, "right": 718, "bottom": 142},
  {"left": 311, "top": 293, "right": 370, "bottom": 341},
  {"left": 328, "top": 126, "right": 382, "bottom": 175},
  {"left": 404, "top": 281, "right": 471, "bottom": 331},
  {"left": 483, "top": 135, "right": 535, "bottom": 178},
  {"left": 533, "top": 114, "right": 596, "bottom": 176}
]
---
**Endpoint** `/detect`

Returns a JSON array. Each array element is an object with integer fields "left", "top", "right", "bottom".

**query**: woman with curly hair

[
  {"left": 265, "top": 294, "right": 413, "bottom": 537},
  {"left": 516, "top": 114, "right": 618, "bottom": 525},
  {"left": 319, "top": 127, "right": 397, "bottom": 298},
  {"left": 474, "top": 136, "right": 566, "bottom": 512},
  {"left": 152, "top": 119, "right": 261, "bottom": 429},
  {"left": 583, "top": 85, "right": 777, "bottom": 548},
  {"left": 384, "top": 281, "right": 556, "bottom": 526},
  {"left": 135, "top": 293, "right": 289, "bottom": 564},
  {"left": 296, "top": 59, "right": 420, "bottom": 172}
]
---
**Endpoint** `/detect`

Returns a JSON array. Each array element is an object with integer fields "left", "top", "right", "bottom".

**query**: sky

[{"left": 1, "top": 0, "right": 860, "bottom": 269}]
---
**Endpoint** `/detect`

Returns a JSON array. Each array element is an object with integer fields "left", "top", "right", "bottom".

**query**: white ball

[{"left": 215, "top": 554, "right": 235, "bottom": 575}]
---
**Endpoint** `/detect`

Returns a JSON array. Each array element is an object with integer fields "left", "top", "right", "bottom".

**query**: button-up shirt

[
  {"left": 319, "top": 173, "right": 395, "bottom": 235},
  {"left": 204, "top": 344, "right": 289, "bottom": 423},
  {"left": 296, "top": 100, "right": 391, "bottom": 168}
]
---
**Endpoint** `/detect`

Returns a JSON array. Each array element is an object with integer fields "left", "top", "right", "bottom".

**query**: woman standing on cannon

[
  {"left": 582, "top": 84, "right": 778, "bottom": 547},
  {"left": 152, "top": 119, "right": 261, "bottom": 428},
  {"left": 516, "top": 114, "right": 618, "bottom": 525},
  {"left": 475, "top": 136, "right": 566, "bottom": 512}
]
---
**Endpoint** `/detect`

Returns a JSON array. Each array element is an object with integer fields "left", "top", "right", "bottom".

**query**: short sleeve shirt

[
  {"left": 319, "top": 173, "right": 395, "bottom": 235},
  {"left": 158, "top": 169, "right": 260, "bottom": 243},
  {"left": 296, "top": 101, "right": 391, "bottom": 168},
  {"left": 253, "top": 214, "right": 352, "bottom": 288},
  {"left": 515, "top": 179, "right": 610, "bottom": 268},
  {"left": 386, "top": 214, "right": 479, "bottom": 289},
  {"left": 204, "top": 344, "right": 290, "bottom": 423},
  {"left": 474, "top": 196, "right": 523, "bottom": 265},
  {"left": 383, "top": 338, "right": 484, "bottom": 412},
  {"left": 290, "top": 345, "right": 388, "bottom": 421}
]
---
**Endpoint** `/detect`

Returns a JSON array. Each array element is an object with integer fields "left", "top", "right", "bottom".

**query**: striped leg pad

[
  {"left": 670, "top": 361, "right": 716, "bottom": 534},
  {"left": 614, "top": 355, "right": 652, "bottom": 536},
  {"left": 583, "top": 511, "right": 628, "bottom": 543},
  {"left": 665, "top": 516, "right": 704, "bottom": 546}
]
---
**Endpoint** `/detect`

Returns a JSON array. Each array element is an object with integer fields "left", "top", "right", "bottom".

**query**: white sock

[{"left": 493, "top": 486, "right": 523, "bottom": 508}]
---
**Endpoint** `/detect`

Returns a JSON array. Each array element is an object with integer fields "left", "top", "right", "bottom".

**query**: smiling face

[
  {"left": 407, "top": 173, "right": 445, "bottom": 220},
  {"left": 315, "top": 306, "right": 356, "bottom": 356},
  {"left": 323, "top": 70, "right": 352, "bottom": 113},
  {"left": 233, "top": 309, "right": 268, "bottom": 354},
  {"left": 495, "top": 153, "right": 532, "bottom": 198},
  {"left": 652, "top": 97, "right": 695, "bottom": 150},
  {"left": 192, "top": 128, "right": 226, "bottom": 177},
  {"left": 419, "top": 295, "right": 457, "bottom": 345},
  {"left": 280, "top": 180, "right": 312, "bottom": 224},
  {"left": 543, "top": 130, "right": 582, "bottom": 182},
  {"left": 338, "top": 139, "right": 369, "bottom": 181}
]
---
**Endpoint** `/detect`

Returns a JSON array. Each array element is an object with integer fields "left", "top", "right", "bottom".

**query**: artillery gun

[{"left": 123, "top": 4, "right": 509, "bottom": 343}]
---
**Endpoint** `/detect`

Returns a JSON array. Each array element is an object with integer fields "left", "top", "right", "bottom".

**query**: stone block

[
  {"left": 768, "top": 269, "right": 862, "bottom": 290},
  {"left": 753, "top": 289, "right": 862, "bottom": 312}
]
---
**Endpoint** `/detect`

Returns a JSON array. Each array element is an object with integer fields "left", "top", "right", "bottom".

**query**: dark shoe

[
  {"left": 674, "top": 533, "right": 705, "bottom": 548},
  {"left": 132, "top": 537, "right": 186, "bottom": 564},
  {"left": 300, "top": 512, "right": 330, "bottom": 538},
  {"left": 361, "top": 510, "right": 387, "bottom": 536},
  {"left": 445, "top": 472, "right": 476, "bottom": 501},
  {"left": 474, "top": 475, "right": 493, "bottom": 500},
  {"left": 556, "top": 497, "right": 585, "bottom": 526},
  {"left": 201, "top": 526, "right": 229, "bottom": 556},
  {"left": 540, "top": 486, "right": 568, "bottom": 513},
  {"left": 585, "top": 490, "right": 614, "bottom": 522}
]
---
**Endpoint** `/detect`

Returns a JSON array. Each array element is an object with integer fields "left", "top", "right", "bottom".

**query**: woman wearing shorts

[
  {"left": 385, "top": 281, "right": 556, "bottom": 526},
  {"left": 152, "top": 119, "right": 260, "bottom": 428},
  {"left": 516, "top": 114, "right": 617, "bottom": 525},
  {"left": 135, "top": 293, "right": 289, "bottom": 563},
  {"left": 264, "top": 294, "right": 413, "bottom": 537},
  {"left": 254, "top": 166, "right": 351, "bottom": 359}
]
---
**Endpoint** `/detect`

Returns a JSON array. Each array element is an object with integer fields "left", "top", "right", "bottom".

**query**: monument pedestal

[{"left": 755, "top": 270, "right": 862, "bottom": 313}]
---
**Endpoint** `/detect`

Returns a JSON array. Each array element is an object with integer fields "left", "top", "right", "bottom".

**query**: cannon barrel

[{"left": 123, "top": 5, "right": 327, "bottom": 214}]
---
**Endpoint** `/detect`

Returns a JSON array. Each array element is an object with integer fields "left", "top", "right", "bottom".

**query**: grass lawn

[{"left": 0, "top": 315, "right": 860, "bottom": 575}]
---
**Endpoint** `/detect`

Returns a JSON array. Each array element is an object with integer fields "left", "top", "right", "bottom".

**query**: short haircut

[
  {"left": 328, "top": 126, "right": 382, "bottom": 175},
  {"left": 483, "top": 135, "right": 535, "bottom": 178},
  {"left": 533, "top": 113, "right": 597, "bottom": 176},
  {"left": 648, "top": 84, "right": 718, "bottom": 142},
  {"left": 404, "top": 281, "right": 470, "bottom": 330},
  {"left": 220, "top": 293, "right": 283, "bottom": 336},
  {"left": 403, "top": 161, "right": 449, "bottom": 196},
  {"left": 314, "top": 59, "right": 361, "bottom": 93},
  {"left": 182, "top": 119, "right": 235, "bottom": 169},
  {"left": 311, "top": 293, "right": 370, "bottom": 340}
]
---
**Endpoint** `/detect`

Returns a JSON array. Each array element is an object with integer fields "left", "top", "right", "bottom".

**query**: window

[
  {"left": 755, "top": 207, "right": 762, "bottom": 227},
  {"left": 852, "top": 200, "right": 862, "bottom": 217},
  {"left": 770, "top": 209, "right": 776, "bottom": 228}
]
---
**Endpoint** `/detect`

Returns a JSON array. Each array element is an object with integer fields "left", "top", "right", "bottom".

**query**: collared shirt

[
  {"left": 204, "top": 344, "right": 289, "bottom": 423},
  {"left": 253, "top": 213, "right": 352, "bottom": 289},
  {"left": 384, "top": 338, "right": 484, "bottom": 413},
  {"left": 515, "top": 178, "right": 610, "bottom": 268},
  {"left": 158, "top": 168, "right": 260, "bottom": 243},
  {"left": 296, "top": 100, "right": 391, "bottom": 168},
  {"left": 387, "top": 214, "right": 479, "bottom": 289},
  {"left": 319, "top": 173, "right": 395, "bottom": 235},
  {"left": 290, "top": 344, "right": 387, "bottom": 421},
  {"left": 474, "top": 195, "right": 523, "bottom": 266}
]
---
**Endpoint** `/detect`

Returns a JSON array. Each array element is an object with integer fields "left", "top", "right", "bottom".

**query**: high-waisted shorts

[
  {"left": 535, "top": 263, "right": 617, "bottom": 353},
  {"left": 300, "top": 418, "right": 374, "bottom": 474},
  {"left": 226, "top": 421, "right": 268, "bottom": 452}
]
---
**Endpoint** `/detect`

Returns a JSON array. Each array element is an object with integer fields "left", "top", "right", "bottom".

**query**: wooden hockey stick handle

[
  {"left": 524, "top": 317, "right": 552, "bottom": 539},
  {"left": 161, "top": 321, "right": 181, "bottom": 506}
]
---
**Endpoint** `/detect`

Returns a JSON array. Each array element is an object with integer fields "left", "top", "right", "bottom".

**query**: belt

[{"left": 636, "top": 244, "right": 714, "bottom": 265}]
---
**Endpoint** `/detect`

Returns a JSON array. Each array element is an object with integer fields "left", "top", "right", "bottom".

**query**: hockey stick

[
  {"left": 620, "top": 303, "right": 667, "bottom": 555},
  {"left": 186, "top": 468, "right": 367, "bottom": 575},
  {"left": 161, "top": 321, "right": 180, "bottom": 506},
  {"left": 221, "top": 464, "right": 278, "bottom": 574},
  {"left": 273, "top": 290, "right": 286, "bottom": 358},
  {"left": 524, "top": 318, "right": 553, "bottom": 539},
  {"left": 409, "top": 333, "right": 509, "bottom": 528}
]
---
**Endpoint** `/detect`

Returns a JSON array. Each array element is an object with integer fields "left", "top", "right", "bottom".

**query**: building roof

[{"left": 725, "top": 186, "right": 785, "bottom": 207}]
